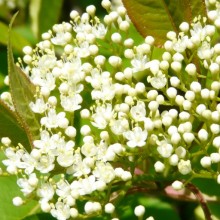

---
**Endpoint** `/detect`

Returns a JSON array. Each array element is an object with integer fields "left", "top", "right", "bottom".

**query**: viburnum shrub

[{"left": 1, "top": 0, "right": 220, "bottom": 219}]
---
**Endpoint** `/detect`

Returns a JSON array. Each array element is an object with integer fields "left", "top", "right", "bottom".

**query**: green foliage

[
  {"left": 0, "top": 21, "right": 31, "bottom": 53},
  {"left": 122, "top": 0, "right": 207, "bottom": 47},
  {"left": 116, "top": 193, "right": 180, "bottom": 220},
  {"left": 0, "top": 100, "right": 29, "bottom": 146},
  {"left": 30, "top": 0, "right": 63, "bottom": 39},
  {"left": 23, "top": 213, "right": 56, "bottom": 220},
  {"left": 1, "top": 1, "right": 220, "bottom": 220},
  {"left": 7, "top": 13, "right": 40, "bottom": 149},
  {"left": 0, "top": 175, "right": 39, "bottom": 220}
]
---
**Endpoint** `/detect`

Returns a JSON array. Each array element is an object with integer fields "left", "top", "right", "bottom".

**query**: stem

[{"left": 185, "top": 183, "right": 212, "bottom": 220}]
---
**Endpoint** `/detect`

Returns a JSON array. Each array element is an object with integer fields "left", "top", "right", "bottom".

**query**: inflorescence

[{"left": 1, "top": 0, "right": 220, "bottom": 219}]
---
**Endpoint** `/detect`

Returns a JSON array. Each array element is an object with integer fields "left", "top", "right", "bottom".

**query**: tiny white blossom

[
  {"left": 157, "top": 140, "right": 173, "bottom": 158},
  {"left": 178, "top": 159, "right": 192, "bottom": 175},
  {"left": 130, "top": 101, "right": 146, "bottom": 121},
  {"left": 123, "top": 127, "right": 148, "bottom": 148}
]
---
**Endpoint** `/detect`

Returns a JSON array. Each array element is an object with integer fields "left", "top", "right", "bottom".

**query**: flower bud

[
  {"left": 13, "top": 197, "right": 23, "bottom": 206},
  {"left": 178, "top": 159, "right": 192, "bottom": 175},
  {"left": 190, "top": 81, "right": 201, "bottom": 93},
  {"left": 166, "top": 87, "right": 177, "bottom": 99},
  {"left": 213, "top": 136, "right": 220, "bottom": 148},
  {"left": 185, "top": 91, "right": 195, "bottom": 101},
  {"left": 179, "top": 22, "right": 189, "bottom": 32},
  {"left": 200, "top": 156, "right": 211, "bottom": 168},
  {"left": 105, "top": 203, "right": 115, "bottom": 214},
  {"left": 134, "top": 205, "right": 145, "bottom": 217},
  {"left": 169, "top": 154, "right": 179, "bottom": 166},
  {"left": 172, "top": 180, "right": 184, "bottom": 190},
  {"left": 198, "top": 129, "right": 208, "bottom": 142},
  {"left": 210, "top": 153, "right": 220, "bottom": 163},
  {"left": 154, "top": 161, "right": 165, "bottom": 172}
]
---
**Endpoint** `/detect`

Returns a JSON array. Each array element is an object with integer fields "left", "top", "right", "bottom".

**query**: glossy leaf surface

[
  {"left": 0, "top": 175, "right": 39, "bottom": 220},
  {"left": 122, "top": 0, "right": 207, "bottom": 47},
  {"left": 8, "top": 13, "right": 40, "bottom": 148},
  {"left": 0, "top": 100, "right": 30, "bottom": 148}
]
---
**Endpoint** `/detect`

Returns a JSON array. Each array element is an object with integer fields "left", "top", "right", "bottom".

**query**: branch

[{"left": 186, "top": 183, "right": 212, "bottom": 220}]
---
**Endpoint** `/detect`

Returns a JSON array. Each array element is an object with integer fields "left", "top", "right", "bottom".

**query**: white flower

[
  {"left": 37, "top": 183, "right": 55, "bottom": 202},
  {"left": 19, "top": 152, "right": 37, "bottom": 174},
  {"left": 157, "top": 140, "right": 173, "bottom": 158},
  {"left": 57, "top": 150, "right": 74, "bottom": 167},
  {"left": 123, "top": 126, "right": 148, "bottom": 148},
  {"left": 2, "top": 148, "right": 24, "bottom": 174},
  {"left": 37, "top": 54, "right": 57, "bottom": 70},
  {"left": 60, "top": 94, "right": 82, "bottom": 112},
  {"left": 147, "top": 71, "right": 167, "bottom": 89},
  {"left": 131, "top": 54, "right": 148, "bottom": 72},
  {"left": 35, "top": 154, "right": 55, "bottom": 173},
  {"left": 74, "top": 41, "right": 90, "bottom": 58},
  {"left": 178, "top": 159, "right": 192, "bottom": 175},
  {"left": 66, "top": 153, "right": 90, "bottom": 177},
  {"left": 91, "top": 103, "right": 114, "bottom": 129},
  {"left": 61, "top": 59, "right": 83, "bottom": 80},
  {"left": 17, "top": 174, "right": 38, "bottom": 196},
  {"left": 81, "top": 141, "right": 97, "bottom": 157},
  {"left": 56, "top": 180, "right": 71, "bottom": 199},
  {"left": 40, "top": 109, "right": 68, "bottom": 128},
  {"left": 51, "top": 23, "right": 72, "bottom": 46},
  {"left": 33, "top": 130, "right": 65, "bottom": 155},
  {"left": 71, "top": 175, "right": 96, "bottom": 195},
  {"left": 51, "top": 201, "right": 71, "bottom": 220},
  {"left": 197, "top": 41, "right": 214, "bottom": 60},
  {"left": 173, "top": 35, "right": 189, "bottom": 53},
  {"left": 92, "top": 23, "right": 107, "bottom": 39},
  {"left": 130, "top": 101, "right": 146, "bottom": 121},
  {"left": 110, "top": 118, "right": 129, "bottom": 135},
  {"left": 29, "top": 98, "right": 47, "bottom": 114},
  {"left": 93, "top": 162, "right": 115, "bottom": 183}
]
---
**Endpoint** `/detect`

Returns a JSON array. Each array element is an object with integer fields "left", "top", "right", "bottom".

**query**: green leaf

[
  {"left": 208, "top": 203, "right": 220, "bottom": 220},
  {"left": 192, "top": 178, "right": 220, "bottom": 197},
  {"left": 0, "top": 21, "right": 31, "bottom": 52},
  {"left": 30, "top": 0, "right": 63, "bottom": 39},
  {"left": 8, "top": 13, "right": 40, "bottom": 149},
  {"left": 0, "top": 100, "right": 30, "bottom": 148},
  {"left": 116, "top": 193, "right": 180, "bottom": 220},
  {"left": 23, "top": 213, "right": 56, "bottom": 220},
  {"left": 0, "top": 175, "right": 39, "bottom": 220},
  {"left": 122, "top": 0, "right": 207, "bottom": 47}
]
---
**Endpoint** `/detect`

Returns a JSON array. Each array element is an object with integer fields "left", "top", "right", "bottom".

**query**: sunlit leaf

[
  {"left": 122, "top": 0, "right": 207, "bottom": 47},
  {"left": 8, "top": 13, "right": 40, "bottom": 149},
  {"left": 30, "top": 0, "right": 63, "bottom": 39},
  {"left": 0, "top": 100, "right": 30, "bottom": 148},
  {"left": 0, "top": 21, "right": 31, "bottom": 52},
  {"left": 0, "top": 175, "right": 39, "bottom": 220}
]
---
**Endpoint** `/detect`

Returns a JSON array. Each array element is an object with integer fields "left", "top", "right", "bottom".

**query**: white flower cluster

[
  {"left": 206, "top": 0, "right": 220, "bottom": 27},
  {"left": 1, "top": 0, "right": 220, "bottom": 219}
]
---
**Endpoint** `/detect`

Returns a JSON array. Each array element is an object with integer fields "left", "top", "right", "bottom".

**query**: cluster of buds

[{"left": 1, "top": 0, "right": 220, "bottom": 219}]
